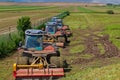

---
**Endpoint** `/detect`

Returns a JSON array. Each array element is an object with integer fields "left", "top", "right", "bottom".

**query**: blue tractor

[
  {"left": 51, "top": 17, "right": 72, "bottom": 37},
  {"left": 13, "top": 29, "right": 65, "bottom": 80},
  {"left": 45, "top": 22, "right": 68, "bottom": 45}
]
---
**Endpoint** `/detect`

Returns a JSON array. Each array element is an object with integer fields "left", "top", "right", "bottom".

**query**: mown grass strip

[
  {"left": 78, "top": 6, "right": 96, "bottom": 13},
  {"left": 0, "top": 6, "right": 57, "bottom": 12},
  {"left": 102, "top": 24, "right": 120, "bottom": 49},
  {"left": 70, "top": 45, "right": 84, "bottom": 54}
]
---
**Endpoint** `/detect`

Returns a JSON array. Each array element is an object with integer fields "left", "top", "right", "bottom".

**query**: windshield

[
  {"left": 25, "top": 35, "right": 43, "bottom": 49},
  {"left": 51, "top": 18, "right": 58, "bottom": 22},
  {"left": 46, "top": 25, "right": 55, "bottom": 33},
  {"left": 57, "top": 23, "right": 62, "bottom": 28}
]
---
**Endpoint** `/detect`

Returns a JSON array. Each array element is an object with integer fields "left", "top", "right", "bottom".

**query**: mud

[
  {"left": 99, "top": 35, "right": 118, "bottom": 58},
  {"left": 63, "top": 28, "right": 119, "bottom": 65}
]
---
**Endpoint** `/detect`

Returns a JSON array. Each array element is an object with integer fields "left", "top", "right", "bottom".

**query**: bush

[
  {"left": 57, "top": 11, "right": 70, "bottom": 19},
  {"left": 17, "top": 16, "right": 32, "bottom": 39},
  {"left": 107, "top": 10, "right": 114, "bottom": 14},
  {"left": 34, "top": 23, "right": 45, "bottom": 30},
  {"left": 0, "top": 40, "right": 15, "bottom": 58},
  {"left": 0, "top": 33, "right": 21, "bottom": 58}
]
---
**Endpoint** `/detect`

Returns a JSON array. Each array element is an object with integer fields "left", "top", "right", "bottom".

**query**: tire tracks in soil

[{"left": 63, "top": 28, "right": 119, "bottom": 65}]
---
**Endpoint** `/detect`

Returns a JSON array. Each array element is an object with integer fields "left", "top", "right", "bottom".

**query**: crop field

[
  {"left": 0, "top": 4, "right": 120, "bottom": 80},
  {"left": 0, "top": 5, "right": 73, "bottom": 35}
]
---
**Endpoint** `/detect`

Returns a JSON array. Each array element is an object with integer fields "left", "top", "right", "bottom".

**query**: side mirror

[{"left": 19, "top": 41, "right": 23, "bottom": 47}]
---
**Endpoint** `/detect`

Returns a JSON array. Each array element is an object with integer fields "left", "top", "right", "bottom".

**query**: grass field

[
  {"left": 0, "top": 5, "right": 72, "bottom": 31},
  {"left": 0, "top": 6, "right": 56, "bottom": 12},
  {"left": 84, "top": 6, "right": 120, "bottom": 13},
  {"left": 0, "top": 5, "right": 120, "bottom": 80},
  {"left": 62, "top": 6, "right": 120, "bottom": 80}
]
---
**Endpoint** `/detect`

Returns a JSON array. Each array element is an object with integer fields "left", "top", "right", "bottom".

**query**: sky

[{"left": 0, "top": 0, "right": 120, "bottom": 4}]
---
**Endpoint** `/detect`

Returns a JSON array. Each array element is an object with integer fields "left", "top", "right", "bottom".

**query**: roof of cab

[
  {"left": 46, "top": 22, "right": 57, "bottom": 26},
  {"left": 25, "top": 29, "right": 45, "bottom": 35}
]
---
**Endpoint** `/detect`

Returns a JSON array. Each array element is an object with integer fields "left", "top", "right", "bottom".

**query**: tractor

[
  {"left": 45, "top": 22, "right": 69, "bottom": 46},
  {"left": 51, "top": 17, "right": 72, "bottom": 37},
  {"left": 13, "top": 29, "right": 64, "bottom": 80}
]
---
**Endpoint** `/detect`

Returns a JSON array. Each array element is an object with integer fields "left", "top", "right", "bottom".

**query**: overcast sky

[{"left": 0, "top": 0, "right": 120, "bottom": 4}]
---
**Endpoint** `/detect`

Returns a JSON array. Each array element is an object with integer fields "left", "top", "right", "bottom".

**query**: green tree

[{"left": 17, "top": 16, "right": 32, "bottom": 39}]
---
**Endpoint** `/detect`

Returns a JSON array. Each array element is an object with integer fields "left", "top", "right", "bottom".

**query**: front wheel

[
  {"left": 16, "top": 56, "right": 29, "bottom": 65},
  {"left": 57, "top": 37, "right": 65, "bottom": 43},
  {"left": 50, "top": 57, "right": 67, "bottom": 68}
]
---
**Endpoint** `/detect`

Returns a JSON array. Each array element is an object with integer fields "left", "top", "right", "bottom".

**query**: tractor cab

[
  {"left": 51, "top": 17, "right": 59, "bottom": 22},
  {"left": 45, "top": 22, "right": 57, "bottom": 34},
  {"left": 51, "top": 17, "right": 63, "bottom": 29},
  {"left": 25, "top": 29, "right": 45, "bottom": 51},
  {"left": 56, "top": 19, "right": 63, "bottom": 29}
]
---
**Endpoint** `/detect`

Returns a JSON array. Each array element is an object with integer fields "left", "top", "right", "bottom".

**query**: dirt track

[
  {"left": 61, "top": 28, "right": 119, "bottom": 65},
  {"left": 83, "top": 34, "right": 118, "bottom": 57}
]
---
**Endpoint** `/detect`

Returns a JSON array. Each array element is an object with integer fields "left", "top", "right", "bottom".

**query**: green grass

[
  {"left": 104, "top": 24, "right": 120, "bottom": 30},
  {"left": 97, "top": 43, "right": 105, "bottom": 54},
  {"left": 79, "top": 54, "right": 95, "bottom": 59},
  {"left": 0, "top": 6, "right": 120, "bottom": 80},
  {"left": 63, "top": 63, "right": 120, "bottom": 80},
  {"left": 103, "top": 24, "right": 120, "bottom": 49},
  {"left": 70, "top": 45, "right": 84, "bottom": 54},
  {"left": 103, "top": 30, "right": 120, "bottom": 49},
  {"left": 63, "top": 13, "right": 89, "bottom": 29},
  {"left": 62, "top": 57, "right": 120, "bottom": 80},
  {"left": 78, "top": 6, "right": 96, "bottom": 13},
  {"left": 0, "top": 55, "right": 15, "bottom": 80},
  {"left": 86, "top": 6, "right": 120, "bottom": 13},
  {"left": 0, "top": 6, "right": 57, "bottom": 12},
  {"left": 63, "top": 6, "right": 120, "bottom": 80}
]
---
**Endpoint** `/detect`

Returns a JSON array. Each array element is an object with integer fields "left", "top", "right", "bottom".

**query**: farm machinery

[
  {"left": 45, "top": 22, "right": 69, "bottom": 47},
  {"left": 51, "top": 17, "right": 72, "bottom": 37},
  {"left": 13, "top": 29, "right": 64, "bottom": 80}
]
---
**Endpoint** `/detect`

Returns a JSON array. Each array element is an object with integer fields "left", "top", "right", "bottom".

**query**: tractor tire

[
  {"left": 56, "top": 51, "right": 60, "bottom": 57},
  {"left": 58, "top": 37, "right": 65, "bottom": 43},
  {"left": 16, "top": 56, "right": 29, "bottom": 65},
  {"left": 50, "top": 57, "right": 64, "bottom": 68}
]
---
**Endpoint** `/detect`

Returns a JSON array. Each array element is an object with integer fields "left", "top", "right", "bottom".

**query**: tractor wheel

[
  {"left": 58, "top": 37, "right": 65, "bottom": 43},
  {"left": 50, "top": 57, "right": 64, "bottom": 68},
  {"left": 16, "top": 56, "right": 29, "bottom": 65},
  {"left": 56, "top": 51, "right": 60, "bottom": 57}
]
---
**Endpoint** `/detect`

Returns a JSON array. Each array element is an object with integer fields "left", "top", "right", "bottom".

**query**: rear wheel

[
  {"left": 58, "top": 37, "right": 65, "bottom": 43},
  {"left": 50, "top": 57, "right": 64, "bottom": 68},
  {"left": 16, "top": 56, "right": 29, "bottom": 65}
]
